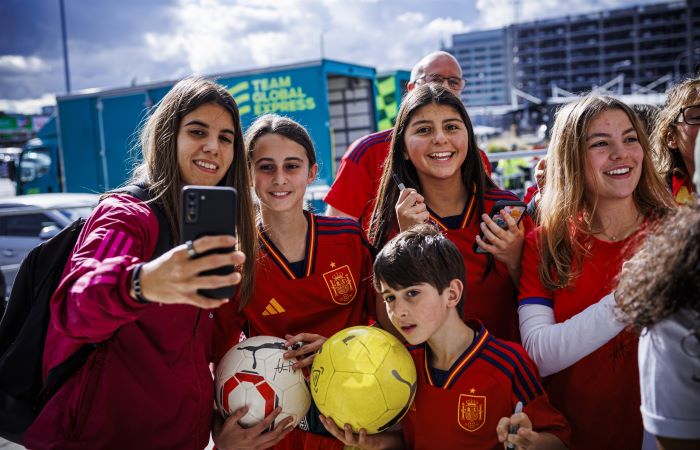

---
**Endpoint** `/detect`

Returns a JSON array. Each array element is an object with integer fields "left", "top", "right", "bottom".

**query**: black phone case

[
  {"left": 473, "top": 200, "right": 527, "bottom": 254},
  {"left": 180, "top": 186, "right": 238, "bottom": 299}
]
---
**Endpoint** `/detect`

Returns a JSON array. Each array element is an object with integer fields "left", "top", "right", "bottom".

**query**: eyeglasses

[
  {"left": 678, "top": 104, "right": 700, "bottom": 125},
  {"left": 415, "top": 73, "right": 467, "bottom": 92}
]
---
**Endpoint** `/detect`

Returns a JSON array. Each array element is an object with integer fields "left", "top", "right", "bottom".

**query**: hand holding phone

[
  {"left": 473, "top": 200, "right": 526, "bottom": 254},
  {"left": 181, "top": 186, "right": 238, "bottom": 299}
]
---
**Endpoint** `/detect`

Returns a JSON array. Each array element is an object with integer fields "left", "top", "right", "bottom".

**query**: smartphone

[
  {"left": 473, "top": 200, "right": 527, "bottom": 254},
  {"left": 180, "top": 185, "right": 238, "bottom": 299}
]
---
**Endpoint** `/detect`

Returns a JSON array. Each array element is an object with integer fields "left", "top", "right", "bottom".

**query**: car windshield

[{"left": 57, "top": 206, "right": 94, "bottom": 221}]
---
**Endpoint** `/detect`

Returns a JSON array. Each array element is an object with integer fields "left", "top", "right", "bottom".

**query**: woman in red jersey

[
  {"left": 517, "top": 95, "right": 674, "bottom": 450},
  {"left": 369, "top": 84, "right": 530, "bottom": 343}
]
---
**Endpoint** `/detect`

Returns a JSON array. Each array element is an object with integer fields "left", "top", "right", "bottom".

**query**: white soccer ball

[{"left": 215, "top": 335, "right": 311, "bottom": 428}]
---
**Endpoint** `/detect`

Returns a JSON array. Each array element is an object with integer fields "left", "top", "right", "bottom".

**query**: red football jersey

[
  {"left": 518, "top": 228, "right": 644, "bottom": 450},
  {"left": 324, "top": 129, "right": 393, "bottom": 231},
  {"left": 213, "top": 213, "right": 376, "bottom": 360},
  {"left": 426, "top": 188, "right": 532, "bottom": 342},
  {"left": 403, "top": 322, "right": 570, "bottom": 449},
  {"left": 324, "top": 128, "right": 493, "bottom": 232},
  {"left": 671, "top": 172, "right": 696, "bottom": 205}
]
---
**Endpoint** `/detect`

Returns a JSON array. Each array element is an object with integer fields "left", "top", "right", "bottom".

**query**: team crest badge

[
  {"left": 323, "top": 265, "right": 356, "bottom": 305},
  {"left": 457, "top": 394, "right": 486, "bottom": 432}
]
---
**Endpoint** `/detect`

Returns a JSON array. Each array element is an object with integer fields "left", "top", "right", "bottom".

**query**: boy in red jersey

[{"left": 320, "top": 225, "right": 569, "bottom": 450}]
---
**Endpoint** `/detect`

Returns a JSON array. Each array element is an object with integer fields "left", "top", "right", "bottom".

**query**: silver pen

[
  {"left": 392, "top": 173, "right": 405, "bottom": 191},
  {"left": 507, "top": 401, "right": 523, "bottom": 450}
]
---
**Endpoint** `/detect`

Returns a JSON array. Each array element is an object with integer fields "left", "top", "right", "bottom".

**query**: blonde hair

[
  {"left": 538, "top": 95, "right": 673, "bottom": 290},
  {"left": 653, "top": 77, "right": 700, "bottom": 185}
]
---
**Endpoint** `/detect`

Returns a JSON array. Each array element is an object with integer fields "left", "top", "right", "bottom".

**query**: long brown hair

[
  {"left": 653, "top": 77, "right": 700, "bottom": 187},
  {"left": 538, "top": 95, "right": 673, "bottom": 290},
  {"left": 369, "top": 84, "right": 496, "bottom": 250},
  {"left": 129, "top": 76, "right": 257, "bottom": 303}
]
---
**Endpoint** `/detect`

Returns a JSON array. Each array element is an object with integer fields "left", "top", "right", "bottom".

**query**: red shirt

[
  {"left": 425, "top": 188, "right": 531, "bottom": 342},
  {"left": 324, "top": 129, "right": 393, "bottom": 231},
  {"left": 671, "top": 172, "right": 696, "bottom": 205},
  {"left": 518, "top": 228, "right": 644, "bottom": 450},
  {"left": 403, "top": 322, "right": 570, "bottom": 449},
  {"left": 213, "top": 213, "right": 375, "bottom": 358},
  {"left": 213, "top": 213, "right": 376, "bottom": 450},
  {"left": 324, "top": 128, "right": 493, "bottom": 232}
]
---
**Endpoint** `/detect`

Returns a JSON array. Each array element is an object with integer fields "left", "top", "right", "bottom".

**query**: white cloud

[
  {"left": 0, "top": 93, "right": 55, "bottom": 115},
  {"left": 1, "top": 0, "right": 666, "bottom": 108},
  {"left": 0, "top": 55, "right": 49, "bottom": 74},
  {"left": 397, "top": 11, "right": 425, "bottom": 23},
  {"left": 475, "top": 0, "right": 668, "bottom": 29},
  {"left": 141, "top": 0, "right": 471, "bottom": 77}
]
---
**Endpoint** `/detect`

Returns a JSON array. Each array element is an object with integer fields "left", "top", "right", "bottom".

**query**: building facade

[
  {"left": 450, "top": 0, "right": 700, "bottom": 110},
  {"left": 452, "top": 28, "right": 511, "bottom": 106}
]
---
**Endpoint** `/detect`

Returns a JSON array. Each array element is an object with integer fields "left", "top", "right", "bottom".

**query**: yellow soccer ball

[{"left": 310, "top": 326, "right": 417, "bottom": 434}]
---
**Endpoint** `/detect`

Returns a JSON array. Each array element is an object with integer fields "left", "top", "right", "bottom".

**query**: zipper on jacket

[{"left": 193, "top": 308, "right": 202, "bottom": 336}]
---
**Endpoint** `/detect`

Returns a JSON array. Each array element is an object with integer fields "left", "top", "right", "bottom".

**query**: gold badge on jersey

[
  {"left": 323, "top": 264, "right": 357, "bottom": 305},
  {"left": 458, "top": 394, "right": 486, "bottom": 432}
]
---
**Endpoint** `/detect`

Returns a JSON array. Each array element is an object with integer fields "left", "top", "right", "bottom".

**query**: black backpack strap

[{"left": 36, "top": 343, "right": 99, "bottom": 410}]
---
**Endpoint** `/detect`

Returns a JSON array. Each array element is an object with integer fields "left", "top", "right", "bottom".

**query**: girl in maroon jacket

[{"left": 24, "top": 77, "right": 267, "bottom": 449}]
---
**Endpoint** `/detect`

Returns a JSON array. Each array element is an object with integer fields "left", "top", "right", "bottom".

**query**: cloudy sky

[{"left": 1, "top": 0, "right": 670, "bottom": 113}]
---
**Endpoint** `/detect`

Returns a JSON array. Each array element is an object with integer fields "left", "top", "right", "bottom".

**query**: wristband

[{"left": 131, "top": 263, "right": 150, "bottom": 304}]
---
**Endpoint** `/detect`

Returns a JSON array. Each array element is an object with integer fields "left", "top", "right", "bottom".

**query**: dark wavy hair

[
  {"left": 368, "top": 84, "right": 497, "bottom": 250},
  {"left": 617, "top": 206, "right": 700, "bottom": 338}
]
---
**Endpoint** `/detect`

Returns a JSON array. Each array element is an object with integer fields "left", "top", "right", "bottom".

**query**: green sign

[
  {"left": 0, "top": 116, "right": 32, "bottom": 131},
  {"left": 227, "top": 75, "right": 317, "bottom": 117}
]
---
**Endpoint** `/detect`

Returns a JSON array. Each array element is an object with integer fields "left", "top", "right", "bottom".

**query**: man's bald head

[{"left": 408, "top": 51, "right": 464, "bottom": 97}]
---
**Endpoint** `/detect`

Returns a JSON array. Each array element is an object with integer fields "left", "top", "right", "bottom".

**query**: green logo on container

[{"left": 227, "top": 76, "right": 316, "bottom": 117}]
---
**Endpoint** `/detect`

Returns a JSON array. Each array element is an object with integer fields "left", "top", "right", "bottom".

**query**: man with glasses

[{"left": 324, "top": 51, "right": 490, "bottom": 231}]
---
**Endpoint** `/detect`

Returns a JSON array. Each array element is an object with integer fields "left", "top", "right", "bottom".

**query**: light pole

[{"left": 59, "top": 0, "right": 71, "bottom": 93}]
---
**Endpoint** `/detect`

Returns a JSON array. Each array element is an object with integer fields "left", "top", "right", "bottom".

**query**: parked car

[{"left": 0, "top": 193, "right": 99, "bottom": 298}]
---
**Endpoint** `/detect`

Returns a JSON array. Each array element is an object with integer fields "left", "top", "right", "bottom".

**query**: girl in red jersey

[
  {"left": 369, "top": 84, "right": 529, "bottom": 342},
  {"left": 518, "top": 95, "right": 674, "bottom": 450},
  {"left": 654, "top": 77, "right": 700, "bottom": 205},
  {"left": 212, "top": 114, "right": 377, "bottom": 450}
]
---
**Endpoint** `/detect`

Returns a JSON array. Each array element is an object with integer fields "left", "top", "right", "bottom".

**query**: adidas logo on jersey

[{"left": 262, "top": 298, "right": 286, "bottom": 316}]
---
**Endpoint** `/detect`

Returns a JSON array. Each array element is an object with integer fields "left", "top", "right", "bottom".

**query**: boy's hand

[
  {"left": 319, "top": 415, "right": 398, "bottom": 450},
  {"left": 496, "top": 411, "right": 540, "bottom": 449}
]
